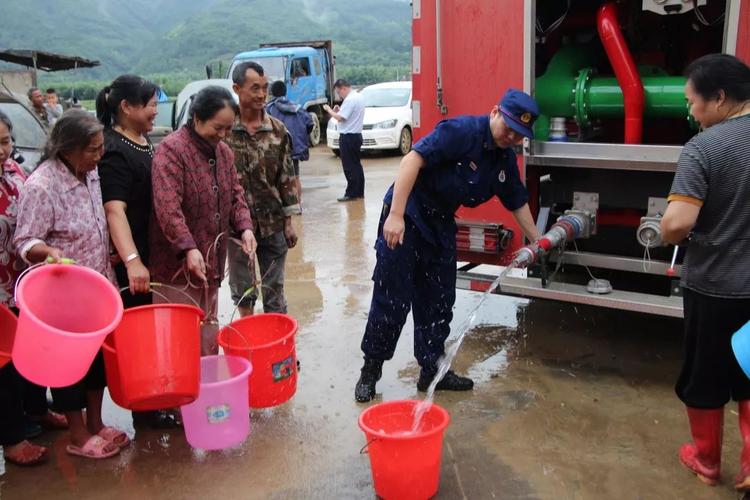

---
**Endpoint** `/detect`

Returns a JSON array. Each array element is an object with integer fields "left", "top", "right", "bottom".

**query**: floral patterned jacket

[
  {"left": 150, "top": 126, "right": 254, "bottom": 287},
  {"left": 13, "top": 158, "right": 115, "bottom": 282},
  {"left": 0, "top": 159, "right": 26, "bottom": 307}
]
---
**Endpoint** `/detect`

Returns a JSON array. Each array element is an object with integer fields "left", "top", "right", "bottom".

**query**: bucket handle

[
  {"left": 13, "top": 257, "right": 77, "bottom": 305},
  {"left": 359, "top": 438, "right": 377, "bottom": 455},
  {"left": 118, "top": 282, "right": 202, "bottom": 311},
  {"left": 219, "top": 322, "right": 254, "bottom": 353}
]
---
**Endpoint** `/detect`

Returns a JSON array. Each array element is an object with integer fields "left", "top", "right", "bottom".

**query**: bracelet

[{"left": 124, "top": 253, "right": 140, "bottom": 264}]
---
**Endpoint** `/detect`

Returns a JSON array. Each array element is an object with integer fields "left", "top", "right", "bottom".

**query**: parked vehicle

[
  {"left": 148, "top": 87, "right": 173, "bottom": 145},
  {"left": 412, "top": 0, "right": 749, "bottom": 318},
  {"left": 227, "top": 40, "right": 335, "bottom": 146},
  {"left": 327, "top": 81, "right": 412, "bottom": 156},
  {"left": 172, "top": 79, "right": 237, "bottom": 130},
  {"left": 0, "top": 88, "right": 47, "bottom": 173}
]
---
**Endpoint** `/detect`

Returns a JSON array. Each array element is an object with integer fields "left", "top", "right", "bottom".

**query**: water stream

[{"left": 410, "top": 263, "right": 517, "bottom": 432}]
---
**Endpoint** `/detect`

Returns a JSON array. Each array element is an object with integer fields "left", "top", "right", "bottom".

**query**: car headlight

[{"left": 373, "top": 119, "right": 397, "bottom": 129}]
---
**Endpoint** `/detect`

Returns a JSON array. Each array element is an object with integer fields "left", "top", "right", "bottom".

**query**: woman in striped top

[{"left": 662, "top": 53, "right": 750, "bottom": 490}]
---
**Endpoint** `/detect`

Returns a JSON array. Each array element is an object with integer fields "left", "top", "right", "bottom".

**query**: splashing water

[{"left": 411, "top": 263, "right": 517, "bottom": 432}]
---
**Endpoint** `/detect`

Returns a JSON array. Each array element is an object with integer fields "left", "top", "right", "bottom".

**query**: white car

[
  {"left": 172, "top": 79, "right": 238, "bottom": 130},
  {"left": 327, "top": 81, "right": 412, "bottom": 156}
]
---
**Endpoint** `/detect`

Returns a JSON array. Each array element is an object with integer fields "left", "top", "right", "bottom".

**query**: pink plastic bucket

[
  {"left": 13, "top": 264, "right": 123, "bottom": 387},
  {"left": 181, "top": 355, "right": 253, "bottom": 450}
]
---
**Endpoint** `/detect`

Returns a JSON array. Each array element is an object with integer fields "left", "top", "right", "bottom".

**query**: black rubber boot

[
  {"left": 355, "top": 358, "right": 383, "bottom": 402},
  {"left": 417, "top": 369, "right": 474, "bottom": 392}
]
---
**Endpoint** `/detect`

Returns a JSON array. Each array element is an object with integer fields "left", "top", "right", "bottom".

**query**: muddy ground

[{"left": 2, "top": 146, "right": 744, "bottom": 499}]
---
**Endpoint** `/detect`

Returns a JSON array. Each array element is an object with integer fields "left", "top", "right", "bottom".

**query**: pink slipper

[
  {"left": 97, "top": 426, "right": 130, "bottom": 449},
  {"left": 4, "top": 440, "right": 48, "bottom": 466},
  {"left": 66, "top": 435, "right": 120, "bottom": 459}
]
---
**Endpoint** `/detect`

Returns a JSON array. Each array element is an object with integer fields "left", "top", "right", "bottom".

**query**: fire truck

[{"left": 411, "top": 0, "right": 750, "bottom": 318}]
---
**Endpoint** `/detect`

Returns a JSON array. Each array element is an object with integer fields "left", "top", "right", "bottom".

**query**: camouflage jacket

[{"left": 225, "top": 112, "right": 300, "bottom": 239}]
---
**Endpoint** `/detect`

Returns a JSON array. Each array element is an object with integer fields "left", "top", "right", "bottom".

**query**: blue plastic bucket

[{"left": 731, "top": 320, "right": 750, "bottom": 378}]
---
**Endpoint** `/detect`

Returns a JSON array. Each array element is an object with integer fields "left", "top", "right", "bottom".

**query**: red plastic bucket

[
  {"left": 102, "top": 334, "right": 128, "bottom": 408},
  {"left": 358, "top": 400, "right": 451, "bottom": 500},
  {"left": 13, "top": 264, "right": 123, "bottom": 387},
  {"left": 106, "top": 304, "right": 203, "bottom": 411},
  {"left": 217, "top": 313, "right": 298, "bottom": 408},
  {"left": 0, "top": 304, "right": 17, "bottom": 368}
]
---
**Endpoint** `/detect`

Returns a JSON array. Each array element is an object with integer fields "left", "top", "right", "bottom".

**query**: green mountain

[{"left": 0, "top": 0, "right": 411, "bottom": 83}]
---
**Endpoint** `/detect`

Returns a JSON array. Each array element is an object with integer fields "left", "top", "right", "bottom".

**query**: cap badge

[{"left": 520, "top": 112, "right": 532, "bottom": 124}]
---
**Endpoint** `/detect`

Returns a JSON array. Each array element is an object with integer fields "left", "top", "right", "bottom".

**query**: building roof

[{"left": 0, "top": 49, "right": 100, "bottom": 71}]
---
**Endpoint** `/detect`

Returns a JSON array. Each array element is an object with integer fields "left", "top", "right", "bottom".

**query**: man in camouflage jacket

[{"left": 225, "top": 61, "right": 301, "bottom": 316}]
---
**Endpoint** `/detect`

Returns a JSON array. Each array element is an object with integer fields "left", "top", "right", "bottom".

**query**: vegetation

[{"left": 2, "top": 0, "right": 412, "bottom": 95}]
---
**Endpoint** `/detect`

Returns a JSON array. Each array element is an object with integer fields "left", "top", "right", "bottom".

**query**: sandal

[
  {"left": 4, "top": 440, "right": 48, "bottom": 466},
  {"left": 97, "top": 426, "right": 130, "bottom": 449},
  {"left": 34, "top": 411, "right": 69, "bottom": 430},
  {"left": 66, "top": 435, "right": 120, "bottom": 459}
]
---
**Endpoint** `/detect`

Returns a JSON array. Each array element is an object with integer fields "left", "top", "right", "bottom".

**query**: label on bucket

[
  {"left": 206, "top": 404, "right": 231, "bottom": 424},
  {"left": 272, "top": 356, "right": 295, "bottom": 382}
]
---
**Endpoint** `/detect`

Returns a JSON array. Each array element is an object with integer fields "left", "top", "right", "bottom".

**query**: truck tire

[
  {"left": 309, "top": 112, "right": 321, "bottom": 147},
  {"left": 398, "top": 127, "right": 412, "bottom": 156}
]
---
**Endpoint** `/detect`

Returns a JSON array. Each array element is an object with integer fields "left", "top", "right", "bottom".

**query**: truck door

[
  {"left": 289, "top": 57, "right": 315, "bottom": 107},
  {"left": 732, "top": 0, "right": 750, "bottom": 64},
  {"left": 412, "top": 0, "right": 531, "bottom": 265},
  {"left": 312, "top": 56, "right": 326, "bottom": 102}
]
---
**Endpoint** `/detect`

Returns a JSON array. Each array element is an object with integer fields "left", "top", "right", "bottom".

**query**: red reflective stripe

[{"left": 470, "top": 280, "right": 491, "bottom": 292}]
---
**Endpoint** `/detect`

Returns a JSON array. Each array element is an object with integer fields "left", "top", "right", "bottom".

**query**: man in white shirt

[{"left": 324, "top": 79, "right": 365, "bottom": 201}]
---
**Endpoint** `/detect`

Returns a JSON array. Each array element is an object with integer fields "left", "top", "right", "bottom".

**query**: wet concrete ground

[{"left": 2, "top": 145, "right": 747, "bottom": 499}]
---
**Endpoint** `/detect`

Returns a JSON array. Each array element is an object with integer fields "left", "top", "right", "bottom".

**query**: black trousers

[
  {"left": 23, "top": 380, "right": 49, "bottom": 417},
  {"left": 51, "top": 350, "right": 107, "bottom": 412},
  {"left": 676, "top": 287, "right": 750, "bottom": 408},
  {"left": 6, "top": 305, "right": 50, "bottom": 417},
  {"left": 0, "top": 363, "right": 25, "bottom": 446},
  {"left": 362, "top": 212, "right": 456, "bottom": 368},
  {"left": 339, "top": 133, "right": 365, "bottom": 198}
]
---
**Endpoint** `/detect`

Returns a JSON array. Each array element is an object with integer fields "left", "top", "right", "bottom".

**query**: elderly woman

[
  {"left": 661, "top": 53, "right": 750, "bottom": 490},
  {"left": 0, "top": 110, "right": 49, "bottom": 466},
  {"left": 13, "top": 110, "right": 129, "bottom": 460},
  {"left": 150, "top": 86, "right": 256, "bottom": 355}
]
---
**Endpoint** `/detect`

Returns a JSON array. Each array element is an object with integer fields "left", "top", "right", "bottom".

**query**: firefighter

[{"left": 355, "top": 88, "right": 542, "bottom": 402}]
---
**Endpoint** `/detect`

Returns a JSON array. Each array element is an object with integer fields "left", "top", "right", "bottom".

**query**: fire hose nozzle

[
  {"left": 510, "top": 212, "right": 591, "bottom": 270},
  {"left": 511, "top": 245, "right": 540, "bottom": 268}
]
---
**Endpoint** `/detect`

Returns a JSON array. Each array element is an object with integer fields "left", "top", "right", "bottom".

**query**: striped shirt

[{"left": 669, "top": 114, "right": 750, "bottom": 297}]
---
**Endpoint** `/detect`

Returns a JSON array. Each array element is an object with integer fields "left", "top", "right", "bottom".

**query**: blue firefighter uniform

[{"left": 360, "top": 113, "right": 530, "bottom": 368}]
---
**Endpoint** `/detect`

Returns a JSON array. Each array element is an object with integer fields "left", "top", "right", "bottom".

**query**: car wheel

[
  {"left": 398, "top": 127, "right": 412, "bottom": 156},
  {"left": 309, "top": 113, "right": 321, "bottom": 147}
]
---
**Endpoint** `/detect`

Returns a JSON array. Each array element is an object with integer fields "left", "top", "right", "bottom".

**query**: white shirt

[{"left": 336, "top": 90, "right": 365, "bottom": 134}]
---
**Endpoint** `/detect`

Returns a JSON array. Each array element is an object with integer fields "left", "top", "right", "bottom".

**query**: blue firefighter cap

[{"left": 498, "top": 88, "right": 540, "bottom": 139}]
